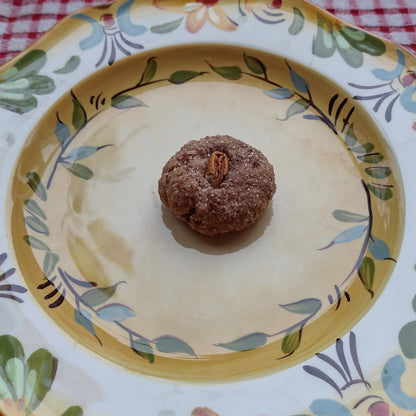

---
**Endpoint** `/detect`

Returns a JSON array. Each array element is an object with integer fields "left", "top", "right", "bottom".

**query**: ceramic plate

[{"left": 0, "top": 1, "right": 415, "bottom": 415}]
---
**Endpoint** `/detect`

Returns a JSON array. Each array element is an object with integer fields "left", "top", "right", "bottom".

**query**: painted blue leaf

[
  {"left": 96, "top": 303, "right": 134, "bottom": 322},
  {"left": 215, "top": 332, "right": 268, "bottom": 352},
  {"left": 289, "top": 68, "right": 309, "bottom": 93},
  {"left": 154, "top": 335, "right": 195, "bottom": 357},
  {"left": 131, "top": 337, "right": 154, "bottom": 363},
  {"left": 81, "top": 282, "right": 123, "bottom": 307},
  {"left": 43, "top": 252, "right": 59, "bottom": 277},
  {"left": 309, "top": 399, "right": 353, "bottom": 416},
  {"left": 74, "top": 309, "right": 95, "bottom": 336},
  {"left": 111, "top": 95, "right": 146, "bottom": 109},
  {"left": 263, "top": 88, "right": 293, "bottom": 99},
  {"left": 277, "top": 98, "right": 309, "bottom": 121},
  {"left": 332, "top": 210, "right": 368, "bottom": 223},
  {"left": 369, "top": 236, "right": 391, "bottom": 260},
  {"left": 55, "top": 119, "right": 71, "bottom": 148},
  {"left": 60, "top": 161, "right": 93, "bottom": 180},
  {"left": 63, "top": 145, "right": 110, "bottom": 162},
  {"left": 280, "top": 298, "right": 322, "bottom": 315},
  {"left": 321, "top": 225, "right": 367, "bottom": 249},
  {"left": 24, "top": 215, "right": 49, "bottom": 235},
  {"left": 372, "top": 49, "right": 406, "bottom": 81},
  {"left": 117, "top": 0, "right": 147, "bottom": 36},
  {"left": 382, "top": 355, "right": 416, "bottom": 410},
  {"left": 400, "top": 84, "right": 416, "bottom": 113},
  {"left": 72, "top": 14, "right": 105, "bottom": 50}
]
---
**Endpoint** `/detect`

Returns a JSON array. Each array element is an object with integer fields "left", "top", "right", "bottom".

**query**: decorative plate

[{"left": 0, "top": 1, "right": 415, "bottom": 415}]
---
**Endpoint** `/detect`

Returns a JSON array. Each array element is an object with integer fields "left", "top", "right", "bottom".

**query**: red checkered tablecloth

[{"left": 0, "top": 0, "right": 416, "bottom": 66}]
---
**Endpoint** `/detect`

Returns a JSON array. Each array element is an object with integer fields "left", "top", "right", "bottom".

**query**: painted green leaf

[
  {"left": 350, "top": 143, "right": 375, "bottom": 154},
  {"left": 24, "top": 199, "right": 46, "bottom": 220},
  {"left": 357, "top": 152, "right": 384, "bottom": 164},
  {"left": 53, "top": 56, "right": 81, "bottom": 74},
  {"left": 5, "top": 357, "right": 25, "bottom": 399},
  {"left": 71, "top": 95, "right": 86, "bottom": 130},
  {"left": 23, "top": 235, "right": 50, "bottom": 251},
  {"left": 0, "top": 335, "right": 25, "bottom": 368},
  {"left": 111, "top": 95, "right": 146, "bottom": 109},
  {"left": 24, "top": 215, "right": 49, "bottom": 235},
  {"left": 346, "top": 31, "right": 386, "bottom": 56},
  {"left": 43, "top": 252, "right": 59, "bottom": 277},
  {"left": 367, "top": 184, "right": 393, "bottom": 200},
  {"left": 314, "top": 14, "right": 336, "bottom": 58},
  {"left": 63, "top": 145, "right": 112, "bottom": 162},
  {"left": 60, "top": 161, "right": 93, "bottom": 180},
  {"left": 263, "top": 88, "right": 293, "bottom": 100},
  {"left": 13, "top": 49, "right": 47, "bottom": 77},
  {"left": 207, "top": 62, "right": 242, "bottom": 80},
  {"left": 0, "top": 67, "right": 18, "bottom": 81},
  {"left": 278, "top": 98, "right": 309, "bottom": 121},
  {"left": 399, "top": 321, "right": 416, "bottom": 359},
  {"left": 27, "top": 75, "right": 55, "bottom": 95},
  {"left": 26, "top": 348, "right": 57, "bottom": 413},
  {"left": 74, "top": 309, "right": 96, "bottom": 337},
  {"left": 140, "top": 57, "right": 157, "bottom": 85},
  {"left": 96, "top": 304, "right": 134, "bottom": 322},
  {"left": 336, "top": 42, "right": 363, "bottom": 68},
  {"left": 168, "top": 70, "right": 205, "bottom": 84},
  {"left": 289, "top": 68, "right": 309, "bottom": 93},
  {"left": 365, "top": 166, "right": 392, "bottom": 179},
  {"left": 345, "top": 123, "right": 358, "bottom": 147},
  {"left": 150, "top": 17, "right": 184, "bottom": 33},
  {"left": 154, "top": 335, "right": 195, "bottom": 356},
  {"left": 358, "top": 256, "right": 375, "bottom": 297},
  {"left": 81, "top": 282, "right": 123, "bottom": 307},
  {"left": 61, "top": 406, "right": 84, "bottom": 416},
  {"left": 0, "top": 336, "right": 24, "bottom": 401},
  {"left": 280, "top": 298, "right": 322, "bottom": 315},
  {"left": 55, "top": 118, "right": 71, "bottom": 148},
  {"left": 131, "top": 337, "right": 154, "bottom": 364},
  {"left": 340, "top": 26, "right": 366, "bottom": 42},
  {"left": 243, "top": 53, "right": 266, "bottom": 75},
  {"left": 281, "top": 328, "right": 301, "bottom": 355},
  {"left": 215, "top": 332, "right": 268, "bottom": 352},
  {"left": 26, "top": 172, "right": 47, "bottom": 201},
  {"left": 369, "top": 236, "right": 391, "bottom": 261},
  {"left": 0, "top": 94, "right": 38, "bottom": 114},
  {"left": 289, "top": 7, "right": 304, "bottom": 35},
  {"left": 332, "top": 210, "right": 368, "bottom": 223}
]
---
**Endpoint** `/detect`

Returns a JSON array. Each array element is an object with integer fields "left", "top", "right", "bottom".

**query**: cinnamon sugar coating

[{"left": 158, "top": 135, "right": 276, "bottom": 236}]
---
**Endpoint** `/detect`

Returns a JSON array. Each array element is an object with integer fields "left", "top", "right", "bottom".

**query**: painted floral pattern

[
  {"left": 0, "top": 50, "right": 55, "bottom": 114},
  {"left": 349, "top": 49, "right": 416, "bottom": 122},
  {"left": 0, "top": 335, "right": 83, "bottom": 416},
  {"left": 0, "top": 0, "right": 415, "bottom": 415},
  {"left": 73, "top": 0, "right": 147, "bottom": 67}
]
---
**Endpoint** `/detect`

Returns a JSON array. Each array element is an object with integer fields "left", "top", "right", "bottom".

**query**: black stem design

[{"left": 341, "top": 180, "right": 373, "bottom": 286}]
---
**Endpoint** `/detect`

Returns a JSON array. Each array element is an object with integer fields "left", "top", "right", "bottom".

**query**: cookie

[{"left": 158, "top": 135, "right": 276, "bottom": 236}]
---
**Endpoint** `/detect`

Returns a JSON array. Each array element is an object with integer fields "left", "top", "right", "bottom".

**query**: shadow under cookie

[{"left": 161, "top": 202, "right": 274, "bottom": 255}]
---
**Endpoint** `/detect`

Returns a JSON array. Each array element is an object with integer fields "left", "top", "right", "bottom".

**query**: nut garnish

[{"left": 205, "top": 151, "right": 229, "bottom": 188}]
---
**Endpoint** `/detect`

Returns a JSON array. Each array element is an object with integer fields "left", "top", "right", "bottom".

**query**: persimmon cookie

[{"left": 158, "top": 135, "right": 276, "bottom": 236}]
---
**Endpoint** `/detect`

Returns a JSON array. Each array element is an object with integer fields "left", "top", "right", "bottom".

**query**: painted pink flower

[
  {"left": 368, "top": 401, "right": 390, "bottom": 416},
  {"left": 153, "top": 0, "right": 237, "bottom": 33}
]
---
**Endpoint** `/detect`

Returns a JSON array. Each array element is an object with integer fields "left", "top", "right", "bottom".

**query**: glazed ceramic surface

[{"left": 0, "top": 1, "right": 415, "bottom": 415}]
